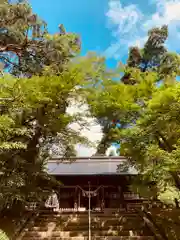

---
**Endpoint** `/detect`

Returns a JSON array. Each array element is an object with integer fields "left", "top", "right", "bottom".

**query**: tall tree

[
  {"left": 123, "top": 25, "right": 180, "bottom": 84},
  {"left": 0, "top": 0, "right": 80, "bottom": 76},
  {"left": 119, "top": 82, "right": 180, "bottom": 204},
  {"left": 0, "top": 54, "right": 101, "bottom": 209},
  {"left": 87, "top": 25, "right": 180, "bottom": 205},
  {"left": 0, "top": 1, "right": 102, "bottom": 210},
  {"left": 92, "top": 25, "right": 180, "bottom": 155}
]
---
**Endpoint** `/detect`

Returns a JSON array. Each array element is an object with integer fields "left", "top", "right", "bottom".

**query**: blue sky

[
  {"left": 30, "top": 0, "right": 117, "bottom": 68},
  {"left": 30, "top": 0, "right": 180, "bottom": 69}
]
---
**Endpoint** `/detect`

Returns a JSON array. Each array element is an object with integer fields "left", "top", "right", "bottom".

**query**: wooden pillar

[
  {"left": 101, "top": 186, "right": 105, "bottom": 211},
  {"left": 74, "top": 187, "right": 78, "bottom": 210},
  {"left": 78, "top": 188, "right": 81, "bottom": 209},
  {"left": 121, "top": 186, "right": 127, "bottom": 211},
  {"left": 118, "top": 186, "right": 121, "bottom": 209},
  {"left": 102, "top": 186, "right": 104, "bottom": 201},
  {"left": 96, "top": 188, "right": 98, "bottom": 209},
  {"left": 59, "top": 188, "right": 61, "bottom": 208}
]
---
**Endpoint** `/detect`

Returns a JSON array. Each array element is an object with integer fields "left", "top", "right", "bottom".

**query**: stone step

[
  {"left": 22, "top": 236, "right": 154, "bottom": 240},
  {"left": 31, "top": 218, "right": 144, "bottom": 229},
  {"left": 37, "top": 214, "right": 141, "bottom": 222},
  {"left": 28, "top": 222, "right": 146, "bottom": 232},
  {"left": 31, "top": 221, "right": 143, "bottom": 229},
  {"left": 36, "top": 217, "right": 133, "bottom": 222},
  {"left": 39, "top": 209, "right": 135, "bottom": 214},
  {"left": 39, "top": 212, "right": 139, "bottom": 217},
  {"left": 27, "top": 221, "right": 146, "bottom": 232},
  {"left": 38, "top": 215, "right": 140, "bottom": 220},
  {"left": 39, "top": 210, "right": 138, "bottom": 215},
  {"left": 61, "top": 223, "right": 146, "bottom": 231},
  {"left": 64, "top": 220, "right": 143, "bottom": 226},
  {"left": 23, "top": 229, "right": 152, "bottom": 237},
  {"left": 21, "top": 211, "right": 154, "bottom": 240},
  {"left": 32, "top": 218, "right": 142, "bottom": 227}
]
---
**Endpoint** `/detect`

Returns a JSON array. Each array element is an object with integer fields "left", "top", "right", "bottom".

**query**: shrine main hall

[{"left": 47, "top": 156, "right": 143, "bottom": 211}]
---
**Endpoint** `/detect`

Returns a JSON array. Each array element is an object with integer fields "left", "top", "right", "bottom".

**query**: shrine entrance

[
  {"left": 57, "top": 175, "right": 131, "bottom": 211},
  {"left": 82, "top": 195, "right": 97, "bottom": 210},
  {"left": 77, "top": 185, "right": 104, "bottom": 211},
  {"left": 58, "top": 184, "right": 125, "bottom": 211},
  {"left": 81, "top": 190, "right": 98, "bottom": 210}
]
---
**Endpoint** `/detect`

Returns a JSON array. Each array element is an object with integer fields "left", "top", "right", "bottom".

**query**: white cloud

[
  {"left": 67, "top": 99, "right": 103, "bottom": 157},
  {"left": 104, "top": 42, "right": 122, "bottom": 59},
  {"left": 67, "top": 100, "right": 121, "bottom": 157},
  {"left": 105, "top": 145, "right": 118, "bottom": 156},
  {"left": 105, "top": 0, "right": 144, "bottom": 59},
  {"left": 145, "top": 0, "right": 180, "bottom": 50},
  {"left": 51, "top": 97, "right": 117, "bottom": 158},
  {"left": 106, "top": 0, "right": 143, "bottom": 35},
  {"left": 145, "top": 1, "right": 180, "bottom": 28},
  {"left": 74, "top": 144, "right": 98, "bottom": 157},
  {"left": 105, "top": 0, "right": 180, "bottom": 59}
]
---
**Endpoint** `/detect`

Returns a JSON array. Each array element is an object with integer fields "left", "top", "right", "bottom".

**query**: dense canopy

[{"left": 0, "top": 0, "right": 180, "bottom": 211}]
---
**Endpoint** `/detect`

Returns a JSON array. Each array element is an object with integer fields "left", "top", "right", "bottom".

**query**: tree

[
  {"left": 0, "top": 54, "right": 102, "bottom": 209},
  {"left": 0, "top": 1, "right": 104, "bottom": 210},
  {"left": 0, "top": 1, "right": 80, "bottom": 76},
  {"left": 122, "top": 25, "right": 180, "bottom": 85},
  {"left": 119, "top": 82, "right": 180, "bottom": 204},
  {"left": 88, "top": 66, "right": 157, "bottom": 154},
  {"left": 90, "top": 25, "right": 180, "bottom": 155},
  {"left": 87, "top": 24, "right": 180, "bottom": 205},
  {"left": 120, "top": 24, "right": 180, "bottom": 88}
]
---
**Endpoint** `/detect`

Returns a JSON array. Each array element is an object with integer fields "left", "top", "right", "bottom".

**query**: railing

[
  {"left": 0, "top": 203, "right": 36, "bottom": 240},
  {"left": 151, "top": 212, "right": 180, "bottom": 239},
  {"left": 138, "top": 207, "right": 168, "bottom": 240},
  {"left": 137, "top": 210, "right": 160, "bottom": 240},
  {"left": 25, "top": 202, "right": 39, "bottom": 211},
  {"left": 13, "top": 202, "right": 43, "bottom": 240},
  {"left": 123, "top": 192, "right": 151, "bottom": 200},
  {"left": 123, "top": 192, "right": 140, "bottom": 200}
]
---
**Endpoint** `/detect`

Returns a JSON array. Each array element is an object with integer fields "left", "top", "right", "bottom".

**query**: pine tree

[
  {"left": 122, "top": 25, "right": 180, "bottom": 85},
  {"left": 0, "top": 1, "right": 80, "bottom": 76}
]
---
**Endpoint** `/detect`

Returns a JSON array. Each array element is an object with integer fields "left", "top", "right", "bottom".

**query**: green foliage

[
  {"left": 158, "top": 185, "right": 180, "bottom": 205},
  {"left": 88, "top": 25, "right": 180, "bottom": 204},
  {"left": 88, "top": 68, "right": 158, "bottom": 154},
  {"left": 122, "top": 25, "right": 180, "bottom": 85},
  {"left": 0, "top": 230, "right": 8, "bottom": 240},
  {"left": 0, "top": 1, "right": 80, "bottom": 76},
  {"left": 0, "top": 55, "right": 101, "bottom": 207},
  {"left": 0, "top": 0, "right": 107, "bottom": 210},
  {"left": 1, "top": 0, "right": 180, "bottom": 211},
  {"left": 119, "top": 83, "right": 180, "bottom": 202}
]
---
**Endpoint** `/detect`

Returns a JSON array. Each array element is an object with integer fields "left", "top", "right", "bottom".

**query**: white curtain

[
  {"left": 45, "top": 193, "right": 59, "bottom": 211},
  {"left": 82, "top": 190, "right": 98, "bottom": 197}
]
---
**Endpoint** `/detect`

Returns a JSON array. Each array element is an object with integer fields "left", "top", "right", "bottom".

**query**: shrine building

[{"left": 47, "top": 156, "right": 144, "bottom": 211}]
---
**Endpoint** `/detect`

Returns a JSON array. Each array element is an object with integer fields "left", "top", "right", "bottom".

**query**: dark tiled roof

[{"left": 47, "top": 156, "right": 138, "bottom": 175}]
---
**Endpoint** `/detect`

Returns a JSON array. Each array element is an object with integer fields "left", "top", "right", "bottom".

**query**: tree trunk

[
  {"left": 156, "top": 132, "right": 180, "bottom": 190},
  {"left": 95, "top": 133, "right": 111, "bottom": 155},
  {"left": 170, "top": 172, "right": 180, "bottom": 191},
  {"left": 22, "top": 126, "right": 42, "bottom": 163},
  {"left": 174, "top": 198, "right": 179, "bottom": 208}
]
